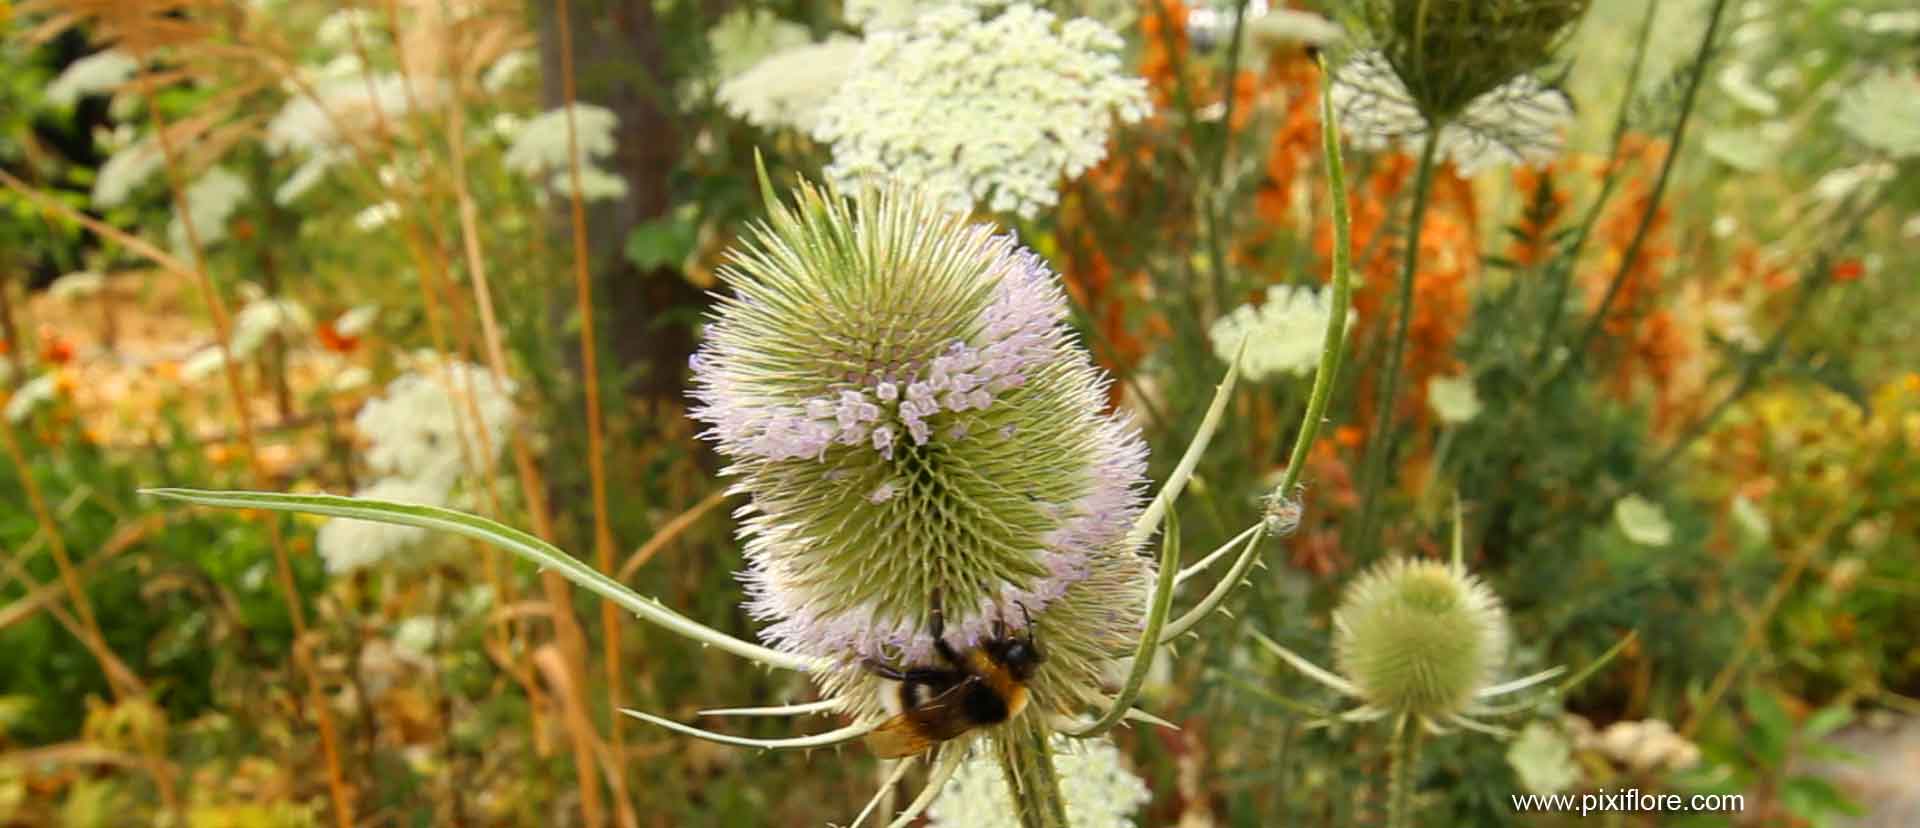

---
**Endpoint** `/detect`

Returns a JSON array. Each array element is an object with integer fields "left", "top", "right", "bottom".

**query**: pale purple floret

[{"left": 687, "top": 233, "right": 1061, "bottom": 466}]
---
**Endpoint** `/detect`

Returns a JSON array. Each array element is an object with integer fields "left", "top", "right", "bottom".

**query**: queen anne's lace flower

[
  {"left": 504, "top": 104, "right": 628, "bottom": 202},
  {"left": 717, "top": 37, "right": 862, "bottom": 133},
  {"left": 92, "top": 139, "right": 164, "bottom": 208},
  {"left": 1332, "top": 50, "right": 1571, "bottom": 176},
  {"left": 231, "top": 296, "right": 314, "bottom": 357},
  {"left": 846, "top": 0, "right": 1005, "bottom": 31},
  {"left": 814, "top": 4, "right": 1149, "bottom": 218},
  {"left": 46, "top": 50, "right": 137, "bottom": 108},
  {"left": 1208, "top": 285, "right": 1349, "bottom": 382},
  {"left": 317, "top": 476, "right": 449, "bottom": 573},
  {"left": 929, "top": 736, "right": 1151, "bottom": 827},
  {"left": 1834, "top": 69, "right": 1920, "bottom": 159},
  {"left": 1613, "top": 495, "right": 1673, "bottom": 547},
  {"left": 266, "top": 74, "right": 443, "bottom": 158},
  {"left": 168, "top": 167, "right": 249, "bottom": 252},
  {"left": 355, "top": 358, "right": 516, "bottom": 489},
  {"left": 1506, "top": 721, "right": 1580, "bottom": 795},
  {"left": 690, "top": 181, "right": 1152, "bottom": 722},
  {"left": 1427, "top": 374, "right": 1482, "bottom": 424},
  {"left": 4, "top": 374, "right": 61, "bottom": 424}
]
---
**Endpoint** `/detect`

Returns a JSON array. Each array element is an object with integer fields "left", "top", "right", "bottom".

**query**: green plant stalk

[
  {"left": 997, "top": 714, "right": 1071, "bottom": 828},
  {"left": 1353, "top": 128, "right": 1443, "bottom": 553},
  {"left": 1556, "top": 0, "right": 1730, "bottom": 374},
  {"left": 1386, "top": 713, "right": 1422, "bottom": 828},
  {"left": 1276, "top": 55, "right": 1359, "bottom": 497},
  {"left": 1204, "top": 0, "right": 1255, "bottom": 315},
  {"left": 1528, "top": 0, "right": 1659, "bottom": 371}
]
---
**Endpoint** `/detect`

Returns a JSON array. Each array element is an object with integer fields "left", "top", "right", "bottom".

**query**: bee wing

[{"left": 863, "top": 677, "right": 982, "bottom": 758}]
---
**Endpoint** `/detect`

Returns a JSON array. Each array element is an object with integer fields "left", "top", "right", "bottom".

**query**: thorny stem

[
  {"left": 996, "top": 715, "right": 1071, "bottom": 828},
  {"left": 1353, "top": 128, "right": 1443, "bottom": 554},
  {"left": 1386, "top": 713, "right": 1422, "bottom": 828},
  {"left": 1557, "top": 0, "right": 1730, "bottom": 374},
  {"left": 1276, "top": 55, "right": 1357, "bottom": 498}
]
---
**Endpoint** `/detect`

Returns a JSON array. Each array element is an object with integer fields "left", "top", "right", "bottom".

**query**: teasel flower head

[
  {"left": 688, "top": 177, "right": 1153, "bottom": 720},
  {"left": 1332, "top": 557, "right": 1508, "bottom": 719},
  {"left": 1256, "top": 545, "right": 1570, "bottom": 737},
  {"left": 1363, "top": 0, "right": 1589, "bottom": 122}
]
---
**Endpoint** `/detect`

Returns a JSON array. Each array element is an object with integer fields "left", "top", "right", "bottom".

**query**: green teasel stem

[
  {"left": 1276, "top": 54, "right": 1360, "bottom": 498},
  {"left": 1386, "top": 713, "right": 1423, "bottom": 828},
  {"left": 1354, "top": 127, "right": 1443, "bottom": 554},
  {"left": 997, "top": 714, "right": 1071, "bottom": 828},
  {"left": 1071, "top": 509, "right": 1180, "bottom": 739}
]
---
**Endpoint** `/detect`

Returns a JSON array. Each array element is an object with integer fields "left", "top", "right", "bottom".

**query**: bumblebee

[{"left": 863, "top": 607, "right": 1045, "bottom": 758}]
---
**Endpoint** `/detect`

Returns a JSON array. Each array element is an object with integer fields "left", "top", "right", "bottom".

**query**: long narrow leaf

[{"left": 141, "top": 488, "right": 816, "bottom": 672}]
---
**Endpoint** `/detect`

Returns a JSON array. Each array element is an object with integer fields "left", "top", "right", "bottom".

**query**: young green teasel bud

[
  {"left": 1365, "top": 0, "right": 1589, "bottom": 121},
  {"left": 1332, "top": 557, "right": 1508, "bottom": 719},
  {"left": 688, "top": 175, "right": 1153, "bottom": 725}
]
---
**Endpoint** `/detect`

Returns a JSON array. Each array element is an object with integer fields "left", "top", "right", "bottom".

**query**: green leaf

[
  {"left": 139, "top": 488, "right": 815, "bottom": 671},
  {"left": 623, "top": 206, "right": 699, "bottom": 271},
  {"left": 1802, "top": 704, "right": 1854, "bottom": 741}
]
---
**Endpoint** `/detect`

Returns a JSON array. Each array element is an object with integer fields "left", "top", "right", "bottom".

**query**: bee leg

[
  {"left": 863, "top": 659, "right": 911, "bottom": 681},
  {"left": 927, "top": 605, "right": 963, "bottom": 669}
]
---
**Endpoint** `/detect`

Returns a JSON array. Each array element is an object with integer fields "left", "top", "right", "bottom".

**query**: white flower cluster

[
  {"left": 318, "top": 357, "right": 517, "bottom": 574},
  {"left": 928, "top": 736, "right": 1151, "bottom": 828},
  {"left": 1506, "top": 721, "right": 1580, "bottom": 795},
  {"left": 1612, "top": 494, "right": 1673, "bottom": 548},
  {"left": 167, "top": 167, "right": 250, "bottom": 253},
  {"left": 706, "top": 8, "right": 812, "bottom": 79},
  {"left": 1834, "top": 69, "right": 1920, "bottom": 160},
  {"left": 4, "top": 374, "right": 61, "bottom": 424},
  {"left": 92, "top": 139, "right": 163, "bottom": 208},
  {"left": 1208, "top": 284, "right": 1349, "bottom": 382},
  {"left": 1427, "top": 374, "right": 1483, "bottom": 424},
  {"left": 46, "top": 50, "right": 138, "bottom": 108},
  {"left": 1332, "top": 50, "right": 1572, "bottom": 176},
  {"left": 504, "top": 103, "right": 628, "bottom": 202},
  {"left": 846, "top": 0, "right": 1003, "bottom": 31},
  {"left": 1565, "top": 715, "right": 1702, "bottom": 773},
  {"left": 717, "top": 37, "right": 863, "bottom": 133},
  {"left": 813, "top": 4, "right": 1149, "bottom": 219},
  {"left": 265, "top": 74, "right": 443, "bottom": 204}
]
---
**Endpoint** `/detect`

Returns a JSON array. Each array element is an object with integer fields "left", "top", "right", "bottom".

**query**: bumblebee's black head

[
  {"left": 986, "top": 608, "right": 1045, "bottom": 681},
  {"left": 994, "top": 637, "right": 1044, "bottom": 680}
]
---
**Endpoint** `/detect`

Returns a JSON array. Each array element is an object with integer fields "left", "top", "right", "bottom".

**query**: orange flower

[{"left": 1832, "top": 258, "right": 1865, "bottom": 283}]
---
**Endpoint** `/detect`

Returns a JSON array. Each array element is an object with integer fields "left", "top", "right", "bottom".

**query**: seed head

[
  {"left": 690, "top": 180, "right": 1152, "bottom": 715},
  {"left": 1332, "top": 558, "right": 1508, "bottom": 718},
  {"left": 1365, "top": 0, "right": 1589, "bottom": 122}
]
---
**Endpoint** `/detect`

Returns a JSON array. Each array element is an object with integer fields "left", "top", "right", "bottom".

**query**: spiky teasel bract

[{"left": 688, "top": 176, "right": 1154, "bottom": 722}]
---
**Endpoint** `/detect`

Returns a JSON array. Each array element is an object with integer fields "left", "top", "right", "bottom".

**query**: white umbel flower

[
  {"left": 354, "top": 358, "right": 516, "bottom": 488},
  {"left": 46, "top": 50, "right": 138, "bottom": 108},
  {"left": 266, "top": 74, "right": 442, "bottom": 157},
  {"left": 92, "top": 139, "right": 164, "bottom": 208},
  {"left": 167, "top": 167, "right": 249, "bottom": 252},
  {"left": 813, "top": 4, "right": 1149, "bottom": 219},
  {"left": 1332, "top": 50, "right": 1571, "bottom": 176},
  {"left": 1208, "top": 284, "right": 1349, "bottom": 382},
  {"left": 1613, "top": 495, "right": 1673, "bottom": 547},
  {"left": 1834, "top": 69, "right": 1920, "bottom": 159},
  {"left": 847, "top": 0, "right": 1005, "bottom": 31},
  {"left": 48, "top": 271, "right": 106, "bottom": 302},
  {"left": 1426, "top": 374, "right": 1482, "bottom": 424},
  {"left": 231, "top": 296, "right": 313, "bottom": 358},
  {"left": 717, "top": 37, "right": 862, "bottom": 133},
  {"left": 4, "top": 374, "right": 61, "bottom": 424},
  {"left": 317, "top": 476, "right": 449, "bottom": 573},
  {"left": 928, "top": 736, "right": 1150, "bottom": 828},
  {"left": 504, "top": 104, "right": 627, "bottom": 202}
]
